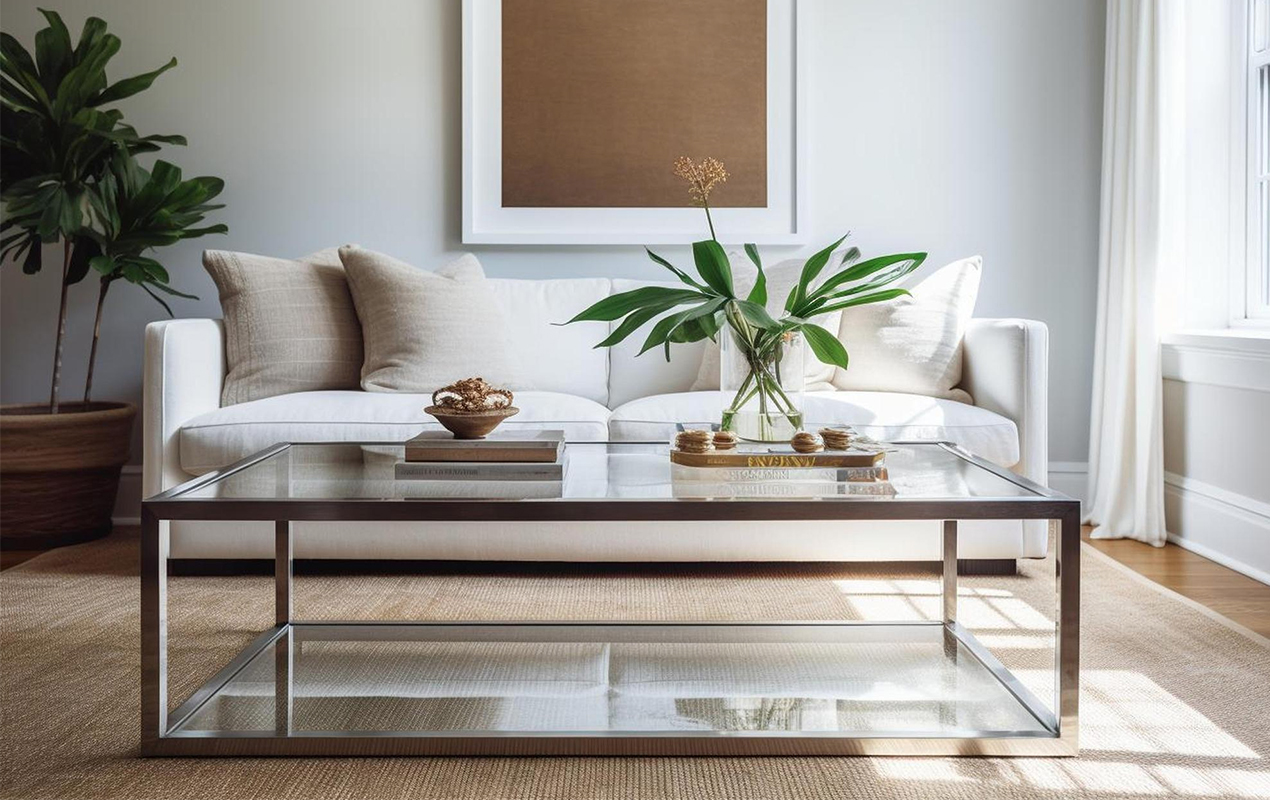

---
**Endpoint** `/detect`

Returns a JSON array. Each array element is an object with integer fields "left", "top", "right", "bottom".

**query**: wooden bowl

[{"left": 424, "top": 405, "right": 519, "bottom": 439}]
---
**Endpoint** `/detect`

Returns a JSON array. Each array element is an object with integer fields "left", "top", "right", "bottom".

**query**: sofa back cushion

[
  {"left": 606, "top": 279, "right": 708, "bottom": 408},
  {"left": 204, "top": 248, "right": 363, "bottom": 406},
  {"left": 831, "top": 256, "right": 981, "bottom": 402},
  {"left": 487, "top": 278, "right": 612, "bottom": 405},
  {"left": 341, "top": 247, "right": 524, "bottom": 393}
]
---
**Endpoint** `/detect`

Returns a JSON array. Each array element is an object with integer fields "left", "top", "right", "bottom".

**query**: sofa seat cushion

[
  {"left": 607, "top": 390, "right": 1019, "bottom": 467},
  {"left": 179, "top": 390, "right": 610, "bottom": 475}
]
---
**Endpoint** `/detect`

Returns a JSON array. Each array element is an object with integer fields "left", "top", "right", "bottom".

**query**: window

[{"left": 1246, "top": 0, "right": 1270, "bottom": 321}]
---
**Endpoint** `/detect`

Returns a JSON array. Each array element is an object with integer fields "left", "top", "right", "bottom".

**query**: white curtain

[{"left": 1086, "top": 0, "right": 1187, "bottom": 546}]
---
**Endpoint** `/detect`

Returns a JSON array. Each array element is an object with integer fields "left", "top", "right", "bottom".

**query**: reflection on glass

[{"left": 173, "top": 624, "right": 1050, "bottom": 737}]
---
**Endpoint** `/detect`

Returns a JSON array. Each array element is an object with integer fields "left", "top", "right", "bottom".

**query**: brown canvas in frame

[{"left": 501, "top": 0, "right": 767, "bottom": 209}]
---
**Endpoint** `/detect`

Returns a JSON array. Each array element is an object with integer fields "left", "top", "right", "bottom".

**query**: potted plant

[
  {"left": 566, "top": 156, "right": 926, "bottom": 441},
  {"left": 0, "top": 11, "right": 226, "bottom": 547}
]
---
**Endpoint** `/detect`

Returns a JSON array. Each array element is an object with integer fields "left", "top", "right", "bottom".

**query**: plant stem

[
  {"left": 722, "top": 312, "right": 804, "bottom": 439},
  {"left": 49, "top": 239, "right": 72, "bottom": 414},
  {"left": 84, "top": 276, "right": 112, "bottom": 404},
  {"left": 703, "top": 201, "right": 718, "bottom": 242}
]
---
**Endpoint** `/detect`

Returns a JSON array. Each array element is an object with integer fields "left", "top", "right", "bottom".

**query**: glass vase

[{"left": 719, "top": 325, "right": 805, "bottom": 442}]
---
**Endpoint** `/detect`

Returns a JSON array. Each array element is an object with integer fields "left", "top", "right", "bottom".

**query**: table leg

[
  {"left": 942, "top": 519, "right": 958, "bottom": 626},
  {"left": 1056, "top": 508, "right": 1081, "bottom": 748},
  {"left": 276, "top": 520, "right": 292, "bottom": 626},
  {"left": 275, "top": 520, "right": 292, "bottom": 734},
  {"left": 938, "top": 520, "right": 959, "bottom": 727},
  {"left": 275, "top": 626, "right": 292, "bottom": 735},
  {"left": 141, "top": 509, "right": 168, "bottom": 752}
]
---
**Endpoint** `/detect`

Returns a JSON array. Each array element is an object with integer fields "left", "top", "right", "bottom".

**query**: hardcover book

[
  {"left": 395, "top": 453, "right": 565, "bottom": 482},
  {"left": 670, "top": 481, "right": 898, "bottom": 499},
  {"left": 669, "top": 448, "right": 885, "bottom": 469},
  {"left": 394, "top": 480, "right": 564, "bottom": 500},
  {"left": 404, "top": 430, "right": 564, "bottom": 463},
  {"left": 670, "top": 464, "right": 889, "bottom": 483}
]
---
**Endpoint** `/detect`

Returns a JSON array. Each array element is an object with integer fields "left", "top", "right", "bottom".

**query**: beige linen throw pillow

[
  {"left": 831, "top": 256, "right": 982, "bottom": 402},
  {"left": 204, "top": 248, "right": 363, "bottom": 406},
  {"left": 338, "top": 246, "right": 522, "bottom": 393},
  {"left": 691, "top": 256, "right": 845, "bottom": 392}
]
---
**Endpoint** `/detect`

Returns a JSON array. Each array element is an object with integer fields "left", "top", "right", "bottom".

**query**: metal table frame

[{"left": 141, "top": 441, "right": 1080, "bottom": 757}]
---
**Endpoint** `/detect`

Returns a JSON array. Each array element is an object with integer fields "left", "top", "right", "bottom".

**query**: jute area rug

[{"left": 2, "top": 527, "right": 1269, "bottom": 800}]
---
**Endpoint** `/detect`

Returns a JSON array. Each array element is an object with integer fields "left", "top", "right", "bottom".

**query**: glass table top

[{"left": 160, "top": 441, "right": 1047, "bottom": 503}]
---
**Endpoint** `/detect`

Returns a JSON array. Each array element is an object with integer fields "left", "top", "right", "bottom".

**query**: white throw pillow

[
  {"left": 830, "top": 256, "right": 982, "bottom": 402},
  {"left": 339, "top": 246, "right": 523, "bottom": 394},
  {"left": 690, "top": 255, "right": 844, "bottom": 392}
]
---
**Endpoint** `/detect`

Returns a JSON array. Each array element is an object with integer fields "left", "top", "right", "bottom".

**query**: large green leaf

[
  {"left": 179, "top": 223, "right": 228, "bottom": 238},
  {"left": 733, "top": 298, "right": 780, "bottom": 330},
  {"left": 0, "top": 33, "right": 39, "bottom": 82},
  {"left": 94, "top": 57, "right": 176, "bottom": 105},
  {"left": 144, "top": 280, "right": 197, "bottom": 300},
  {"left": 667, "top": 316, "right": 716, "bottom": 345},
  {"left": 806, "top": 252, "right": 926, "bottom": 304},
  {"left": 34, "top": 10, "right": 72, "bottom": 93},
  {"left": 89, "top": 254, "right": 115, "bottom": 276},
  {"left": 645, "top": 247, "right": 709, "bottom": 292},
  {"left": 1, "top": 76, "right": 42, "bottom": 113},
  {"left": 662, "top": 299, "right": 729, "bottom": 358},
  {"left": 691, "top": 239, "right": 734, "bottom": 297},
  {"left": 743, "top": 243, "right": 767, "bottom": 305},
  {"left": 52, "top": 33, "right": 119, "bottom": 121},
  {"left": 801, "top": 324, "right": 849, "bottom": 370},
  {"left": 594, "top": 306, "right": 666, "bottom": 349},
  {"left": 66, "top": 235, "right": 100, "bottom": 284},
  {"left": 564, "top": 286, "right": 704, "bottom": 324},
  {"left": 73, "top": 18, "right": 109, "bottom": 61},
  {"left": 786, "top": 233, "right": 849, "bottom": 312},
  {"left": 21, "top": 240, "right": 41, "bottom": 273},
  {"left": 0, "top": 33, "right": 52, "bottom": 114},
  {"left": 814, "top": 288, "right": 911, "bottom": 315},
  {"left": 36, "top": 188, "right": 64, "bottom": 239},
  {"left": 637, "top": 298, "right": 726, "bottom": 359},
  {"left": 140, "top": 282, "right": 173, "bottom": 316}
]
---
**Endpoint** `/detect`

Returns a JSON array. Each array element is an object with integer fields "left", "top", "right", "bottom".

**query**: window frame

[{"left": 1237, "top": 0, "right": 1270, "bottom": 324}]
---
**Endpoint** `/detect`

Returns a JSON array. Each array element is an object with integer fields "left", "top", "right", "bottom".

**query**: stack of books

[
  {"left": 669, "top": 446, "right": 896, "bottom": 499},
  {"left": 395, "top": 430, "right": 566, "bottom": 499}
]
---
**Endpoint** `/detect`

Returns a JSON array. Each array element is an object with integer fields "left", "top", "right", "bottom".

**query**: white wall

[{"left": 0, "top": 0, "right": 1106, "bottom": 473}]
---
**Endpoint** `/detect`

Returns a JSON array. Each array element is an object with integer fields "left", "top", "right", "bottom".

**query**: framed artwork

[{"left": 462, "top": 0, "right": 807, "bottom": 245}]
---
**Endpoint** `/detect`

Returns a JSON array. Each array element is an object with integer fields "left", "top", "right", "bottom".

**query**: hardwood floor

[
  {"left": 0, "top": 548, "right": 45, "bottom": 570},
  {"left": 6, "top": 525, "right": 1269, "bottom": 638},
  {"left": 1082, "top": 527, "right": 1270, "bottom": 638}
]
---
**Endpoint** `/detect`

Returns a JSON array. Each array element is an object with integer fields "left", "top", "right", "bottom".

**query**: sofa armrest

[
  {"left": 961, "top": 318, "right": 1049, "bottom": 486},
  {"left": 142, "top": 319, "right": 225, "bottom": 496}
]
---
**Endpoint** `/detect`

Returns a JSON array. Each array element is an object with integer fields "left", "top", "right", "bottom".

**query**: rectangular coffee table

[{"left": 141, "top": 440, "right": 1079, "bottom": 757}]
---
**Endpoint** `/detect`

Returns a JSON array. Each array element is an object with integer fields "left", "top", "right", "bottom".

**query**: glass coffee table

[{"left": 141, "top": 440, "right": 1080, "bottom": 757}]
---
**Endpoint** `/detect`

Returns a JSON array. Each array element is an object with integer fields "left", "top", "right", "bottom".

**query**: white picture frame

[{"left": 462, "top": 0, "right": 807, "bottom": 245}]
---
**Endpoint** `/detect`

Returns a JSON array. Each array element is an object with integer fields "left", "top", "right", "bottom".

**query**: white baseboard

[
  {"left": 112, "top": 465, "right": 142, "bottom": 527},
  {"left": 1165, "top": 472, "right": 1270, "bottom": 586},
  {"left": 1043, "top": 462, "right": 1268, "bottom": 585}
]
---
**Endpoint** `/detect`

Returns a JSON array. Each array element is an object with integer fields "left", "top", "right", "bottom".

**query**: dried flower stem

[{"left": 673, "top": 156, "right": 729, "bottom": 242}]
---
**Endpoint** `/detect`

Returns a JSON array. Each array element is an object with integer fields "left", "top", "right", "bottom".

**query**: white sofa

[{"left": 143, "top": 277, "right": 1049, "bottom": 563}]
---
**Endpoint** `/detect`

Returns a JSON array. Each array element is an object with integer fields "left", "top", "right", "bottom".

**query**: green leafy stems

[
  {"left": 1, "top": 9, "right": 227, "bottom": 410},
  {"left": 564, "top": 168, "right": 928, "bottom": 437}
]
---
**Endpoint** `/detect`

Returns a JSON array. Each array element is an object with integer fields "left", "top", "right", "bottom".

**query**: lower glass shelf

[{"left": 168, "top": 622, "right": 1054, "bottom": 742}]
